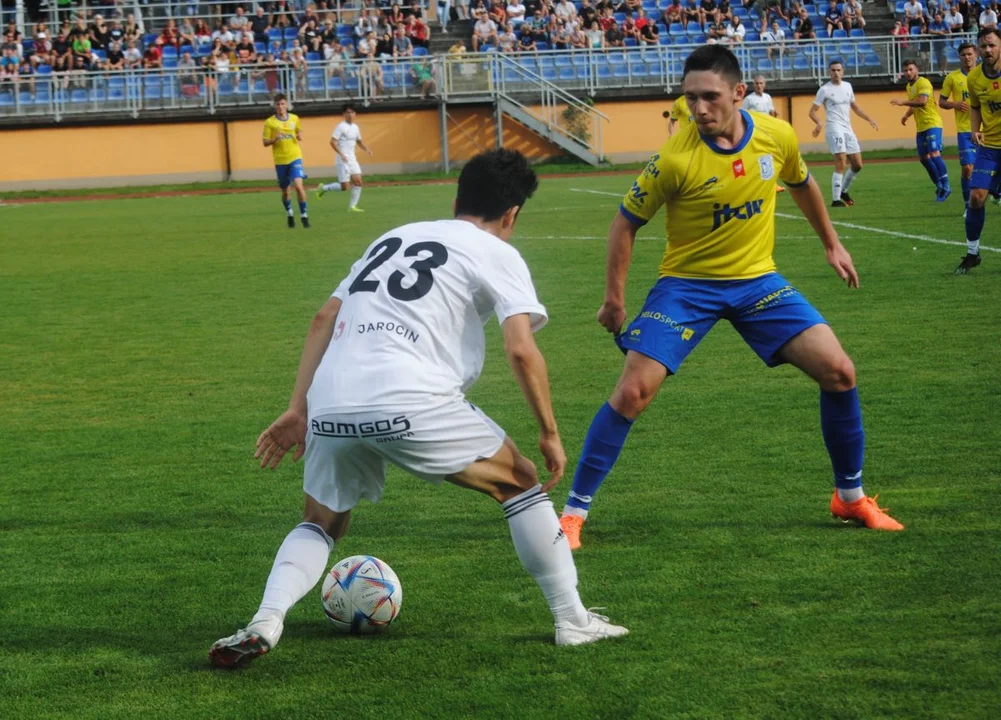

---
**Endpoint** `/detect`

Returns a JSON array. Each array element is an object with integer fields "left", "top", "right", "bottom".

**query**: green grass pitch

[{"left": 2, "top": 163, "right": 1000, "bottom": 719}]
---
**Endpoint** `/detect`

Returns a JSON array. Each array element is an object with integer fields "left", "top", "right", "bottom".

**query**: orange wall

[
  {"left": 0, "top": 91, "right": 953, "bottom": 188},
  {"left": 0, "top": 123, "right": 226, "bottom": 183}
]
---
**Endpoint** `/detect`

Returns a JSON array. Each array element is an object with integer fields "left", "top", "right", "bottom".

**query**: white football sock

[
  {"left": 832, "top": 172, "right": 844, "bottom": 201},
  {"left": 503, "top": 485, "right": 590, "bottom": 627},
  {"left": 321, "top": 182, "right": 343, "bottom": 192},
  {"left": 837, "top": 486, "right": 865, "bottom": 503},
  {"left": 968, "top": 238, "right": 980, "bottom": 255},
  {"left": 253, "top": 522, "right": 333, "bottom": 622},
  {"left": 349, "top": 185, "right": 362, "bottom": 208},
  {"left": 842, "top": 168, "right": 858, "bottom": 193},
  {"left": 562, "top": 505, "right": 588, "bottom": 520}
]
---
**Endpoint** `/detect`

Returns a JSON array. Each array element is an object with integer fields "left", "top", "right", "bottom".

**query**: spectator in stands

[
  {"left": 105, "top": 40, "right": 124, "bottom": 70},
  {"left": 123, "top": 15, "right": 141, "bottom": 45},
  {"left": 904, "top": 0, "right": 927, "bottom": 31},
  {"left": 891, "top": 19, "right": 910, "bottom": 47},
  {"left": 212, "top": 23, "right": 236, "bottom": 49},
  {"left": 0, "top": 46, "right": 18, "bottom": 86},
  {"left": 582, "top": 18, "right": 602, "bottom": 46},
  {"left": 699, "top": 0, "right": 717, "bottom": 30},
  {"left": 639, "top": 12, "right": 659, "bottom": 42},
  {"left": 824, "top": 0, "right": 844, "bottom": 33},
  {"left": 17, "top": 53, "right": 34, "bottom": 93},
  {"left": 178, "top": 19, "right": 196, "bottom": 48},
  {"left": 71, "top": 28, "right": 92, "bottom": 63},
  {"left": 762, "top": 20, "right": 785, "bottom": 58},
  {"left": 980, "top": 2, "right": 999, "bottom": 28},
  {"left": 409, "top": 55, "right": 436, "bottom": 97},
  {"left": 358, "top": 44, "right": 385, "bottom": 96},
  {"left": 376, "top": 27, "right": 394, "bottom": 58},
  {"left": 388, "top": 3, "right": 406, "bottom": 25},
  {"left": 488, "top": 0, "right": 506, "bottom": 27},
  {"left": 555, "top": 0, "right": 577, "bottom": 22},
  {"left": 236, "top": 33, "right": 258, "bottom": 67},
  {"left": 30, "top": 25, "right": 51, "bottom": 68},
  {"left": 358, "top": 29, "right": 377, "bottom": 55},
  {"left": 724, "top": 13, "right": 745, "bottom": 43},
  {"left": 706, "top": 8, "right": 727, "bottom": 41},
  {"left": 406, "top": 14, "right": 430, "bottom": 48},
  {"left": 945, "top": 3, "right": 964, "bottom": 30},
  {"left": 517, "top": 21, "right": 538, "bottom": 50},
  {"left": 507, "top": 0, "right": 528, "bottom": 27},
  {"left": 598, "top": 6, "right": 616, "bottom": 30},
  {"left": 621, "top": 11, "right": 640, "bottom": 41},
  {"left": 231, "top": 7, "right": 250, "bottom": 35},
  {"left": 161, "top": 19, "right": 181, "bottom": 49},
  {"left": 355, "top": 12, "right": 376, "bottom": 44},
  {"left": 290, "top": 46, "right": 308, "bottom": 93},
  {"left": 617, "top": 0, "right": 643, "bottom": 14},
  {"left": 663, "top": 0, "right": 685, "bottom": 28},
  {"left": 305, "top": 19, "right": 326, "bottom": 52},
  {"left": 448, "top": 38, "right": 467, "bottom": 52},
  {"left": 123, "top": 39, "right": 142, "bottom": 68},
  {"left": 472, "top": 11, "right": 500, "bottom": 48},
  {"left": 143, "top": 39, "right": 163, "bottom": 69},
  {"left": 842, "top": 0, "right": 864, "bottom": 30},
  {"left": 605, "top": 15, "right": 625, "bottom": 44},
  {"left": 251, "top": 7, "right": 271, "bottom": 45},
  {"left": 90, "top": 15, "right": 110, "bottom": 51},
  {"left": 456, "top": 0, "right": 472, "bottom": 19},
  {"left": 956, "top": 0, "right": 972, "bottom": 31},
  {"left": 392, "top": 23, "right": 413, "bottom": 56},
  {"left": 323, "top": 39, "right": 350, "bottom": 82},
  {"left": 496, "top": 22, "right": 517, "bottom": 50},
  {"left": 178, "top": 50, "right": 199, "bottom": 95},
  {"left": 683, "top": 0, "right": 702, "bottom": 29},
  {"left": 51, "top": 29, "right": 71, "bottom": 71},
  {"left": 792, "top": 6, "right": 815, "bottom": 38},
  {"left": 928, "top": 12, "right": 950, "bottom": 70}
]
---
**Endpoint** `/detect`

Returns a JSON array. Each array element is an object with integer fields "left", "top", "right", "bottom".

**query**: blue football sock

[
  {"left": 932, "top": 156, "right": 950, "bottom": 188},
  {"left": 919, "top": 157, "right": 939, "bottom": 187},
  {"left": 564, "top": 403, "right": 635, "bottom": 517},
  {"left": 282, "top": 198, "right": 293, "bottom": 216},
  {"left": 965, "top": 205, "right": 985, "bottom": 248},
  {"left": 299, "top": 200, "right": 308, "bottom": 216},
  {"left": 820, "top": 388, "right": 865, "bottom": 490},
  {"left": 961, "top": 175, "right": 971, "bottom": 205}
]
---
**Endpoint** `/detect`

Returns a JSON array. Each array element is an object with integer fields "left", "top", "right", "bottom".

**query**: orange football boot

[
  {"left": 830, "top": 492, "right": 905, "bottom": 531},
  {"left": 559, "top": 514, "right": 585, "bottom": 550}
]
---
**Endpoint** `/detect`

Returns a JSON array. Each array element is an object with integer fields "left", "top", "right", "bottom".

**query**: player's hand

[
  {"left": 367, "top": 148, "right": 374, "bottom": 156},
  {"left": 597, "top": 301, "right": 627, "bottom": 335},
  {"left": 811, "top": 124, "right": 822, "bottom": 138},
  {"left": 538, "top": 431, "right": 567, "bottom": 492},
  {"left": 890, "top": 99, "right": 902, "bottom": 106},
  {"left": 255, "top": 409, "right": 308, "bottom": 469},
  {"left": 900, "top": 114, "right": 908, "bottom": 126},
  {"left": 959, "top": 101, "right": 969, "bottom": 112},
  {"left": 825, "top": 242, "right": 859, "bottom": 289},
  {"left": 869, "top": 119, "right": 879, "bottom": 130},
  {"left": 972, "top": 130, "right": 985, "bottom": 146}
]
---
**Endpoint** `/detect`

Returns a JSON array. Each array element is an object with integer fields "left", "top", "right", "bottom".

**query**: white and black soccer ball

[{"left": 321, "top": 555, "right": 403, "bottom": 634}]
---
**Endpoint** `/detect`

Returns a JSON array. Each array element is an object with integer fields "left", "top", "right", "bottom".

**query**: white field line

[{"left": 571, "top": 188, "right": 998, "bottom": 253}]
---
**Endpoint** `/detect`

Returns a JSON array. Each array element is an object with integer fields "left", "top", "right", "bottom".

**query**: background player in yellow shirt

[
  {"left": 892, "top": 60, "right": 952, "bottom": 201},
  {"left": 956, "top": 27, "right": 1001, "bottom": 274},
  {"left": 667, "top": 95, "right": 692, "bottom": 136},
  {"left": 262, "top": 93, "right": 310, "bottom": 229},
  {"left": 939, "top": 43, "right": 979, "bottom": 214},
  {"left": 558, "top": 45, "right": 903, "bottom": 550}
]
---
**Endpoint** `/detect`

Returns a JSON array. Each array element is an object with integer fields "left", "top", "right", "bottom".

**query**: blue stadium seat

[
  {"left": 659, "top": 35, "right": 673, "bottom": 45},
  {"left": 307, "top": 51, "right": 321, "bottom": 61},
  {"left": 337, "top": 24, "right": 354, "bottom": 36},
  {"left": 863, "top": 52, "right": 881, "bottom": 67},
  {"left": 614, "top": 12, "right": 626, "bottom": 22},
  {"left": 750, "top": 46, "right": 767, "bottom": 59},
  {"left": 793, "top": 55, "right": 812, "bottom": 71},
  {"left": 624, "top": 37, "right": 638, "bottom": 46},
  {"left": 269, "top": 29, "right": 282, "bottom": 42},
  {"left": 71, "top": 88, "right": 89, "bottom": 103},
  {"left": 414, "top": 46, "right": 428, "bottom": 56},
  {"left": 745, "top": 31, "right": 759, "bottom": 41},
  {"left": 607, "top": 51, "right": 626, "bottom": 64},
  {"left": 832, "top": 28, "right": 847, "bottom": 38},
  {"left": 328, "top": 76, "right": 344, "bottom": 89},
  {"left": 217, "top": 82, "right": 235, "bottom": 97},
  {"left": 688, "top": 33, "right": 706, "bottom": 43},
  {"left": 93, "top": 49, "right": 107, "bottom": 61},
  {"left": 254, "top": 79, "right": 268, "bottom": 92},
  {"left": 308, "top": 76, "right": 325, "bottom": 91},
  {"left": 554, "top": 55, "right": 573, "bottom": 67},
  {"left": 0, "top": 92, "right": 13, "bottom": 107},
  {"left": 778, "top": 57, "right": 792, "bottom": 71},
  {"left": 36, "top": 64, "right": 52, "bottom": 75},
  {"left": 597, "top": 64, "right": 612, "bottom": 78},
  {"left": 542, "top": 67, "right": 557, "bottom": 80},
  {"left": 558, "top": 66, "right": 576, "bottom": 79},
  {"left": 850, "top": 28, "right": 865, "bottom": 37},
  {"left": 657, "top": 23, "right": 668, "bottom": 34},
  {"left": 283, "top": 27, "right": 298, "bottom": 40},
  {"left": 162, "top": 46, "right": 178, "bottom": 58},
  {"left": 909, "top": 25, "right": 922, "bottom": 35},
  {"left": 895, "top": 0, "right": 905, "bottom": 12},
  {"left": 537, "top": 41, "right": 550, "bottom": 50},
  {"left": 163, "top": 58, "right": 178, "bottom": 69},
  {"left": 479, "top": 44, "right": 495, "bottom": 51},
  {"left": 669, "top": 22, "right": 684, "bottom": 33},
  {"left": 255, "top": 42, "right": 267, "bottom": 53},
  {"left": 143, "top": 33, "right": 158, "bottom": 46},
  {"left": 109, "top": 88, "right": 124, "bottom": 101},
  {"left": 757, "top": 58, "right": 774, "bottom": 71}
]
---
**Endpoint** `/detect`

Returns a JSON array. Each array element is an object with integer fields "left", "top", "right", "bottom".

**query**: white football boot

[
  {"left": 555, "top": 609, "right": 629, "bottom": 646},
  {"left": 208, "top": 613, "right": 284, "bottom": 668}
]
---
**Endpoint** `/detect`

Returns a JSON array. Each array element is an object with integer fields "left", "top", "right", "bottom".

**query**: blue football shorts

[
  {"left": 957, "top": 131, "right": 976, "bottom": 167},
  {"left": 275, "top": 159, "right": 307, "bottom": 189},
  {"left": 615, "top": 273, "right": 827, "bottom": 374},
  {"left": 971, "top": 144, "right": 1001, "bottom": 191},
  {"left": 916, "top": 128, "right": 943, "bottom": 157}
]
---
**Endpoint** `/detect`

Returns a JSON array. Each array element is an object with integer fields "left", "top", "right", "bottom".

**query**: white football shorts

[
  {"left": 826, "top": 128, "right": 861, "bottom": 156},
  {"left": 336, "top": 156, "right": 362, "bottom": 183},
  {"left": 303, "top": 400, "right": 506, "bottom": 512}
]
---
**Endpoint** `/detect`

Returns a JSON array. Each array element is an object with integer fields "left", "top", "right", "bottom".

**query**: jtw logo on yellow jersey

[
  {"left": 988, "top": 100, "right": 1001, "bottom": 113},
  {"left": 712, "top": 199, "right": 765, "bottom": 231}
]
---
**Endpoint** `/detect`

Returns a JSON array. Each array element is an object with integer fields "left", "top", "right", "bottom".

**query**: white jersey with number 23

[{"left": 307, "top": 219, "right": 548, "bottom": 417}]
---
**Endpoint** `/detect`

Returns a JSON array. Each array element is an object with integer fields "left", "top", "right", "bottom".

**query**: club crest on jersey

[
  {"left": 333, "top": 320, "right": 346, "bottom": 341},
  {"left": 994, "top": 81, "right": 999, "bottom": 90},
  {"left": 758, "top": 154, "right": 775, "bottom": 181},
  {"left": 732, "top": 159, "right": 746, "bottom": 178}
]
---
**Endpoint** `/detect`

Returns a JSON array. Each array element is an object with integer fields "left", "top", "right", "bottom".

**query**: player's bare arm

[
  {"left": 850, "top": 100, "right": 879, "bottom": 130},
  {"left": 938, "top": 94, "right": 969, "bottom": 112},
  {"left": 891, "top": 95, "right": 928, "bottom": 108},
  {"left": 500, "top": 313, "right": 566, "bottom": 489},
  {"left": 600, "top": 212, "right": 640, "bottom": 335},
  {"left": 256, "top": 295, "right": 342, "bottom": 469},
  {"left": 787, "top": 175, "right": 859, "bottom": 288},
  {"left": 900, "top": 107, "right": 914, "bottom": 126},
  {"left": 357, "top": 138, "right": 375, "bottom": 157},
  {"left": 970, "top": 105, "right": 985, "bottom": 144},
  {"left": 808, "top": 103, "right": 824, "bottom": 137}
]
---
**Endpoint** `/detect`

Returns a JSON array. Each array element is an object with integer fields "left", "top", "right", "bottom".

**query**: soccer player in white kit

[
  {"left": 741, "top": 75, "right": 778, "bottom": 117},
  {"left": 209, "top": 149, "right": 628, "bottom": 668},
  {"left": 808, "top": 60, "right": 879, "bottom": 207},
  {"left": 316, "top": 105, "right": 373, "bottom": 212}
]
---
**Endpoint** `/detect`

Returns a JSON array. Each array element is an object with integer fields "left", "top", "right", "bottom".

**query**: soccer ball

[{"left": 321, "top": 555, "right": 403, "bottom": 634}]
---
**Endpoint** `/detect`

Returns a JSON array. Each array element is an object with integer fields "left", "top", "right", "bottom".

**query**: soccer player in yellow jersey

[
  {"left": 262, "top": 93, "right": 310, "bottom": 229},
  {"left": 558, "top": 46, "right": 903, "bottom": 548},
  {"left": 892, "top": 60, "right": 951, "bottom": 201},
  {"left": 667, "top": 94, "right": 692, "bottom": 136},
  {"left": 956, "top": 27, "right": 1001, "bottom": 273},
  {"left": 939, "top": 43, "right": 979, "bottom": 214}
]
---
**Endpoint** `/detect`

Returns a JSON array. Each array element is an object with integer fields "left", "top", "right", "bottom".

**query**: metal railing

[{"left": 0, "top": 35, "right": 979, "bottom": 123}]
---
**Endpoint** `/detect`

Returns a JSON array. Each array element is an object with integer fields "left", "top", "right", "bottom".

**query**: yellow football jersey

[
  {"left": 941, "top": 69, "right": 972, "bottom": 133},
  {"left": 907, "top": 76, "right": 943, "bottom": 132},
  {"left": 263, "top": 113, "right": 303, "bottom": 165},
  {"left": 670, "top": 96, "right": 693, "bottom": 129},
  {"left": 620, "top": 111, "right": 810, "bottom": 280},
  {"left": 967, "top": 63, "right": 1001, "bottom": 148}
]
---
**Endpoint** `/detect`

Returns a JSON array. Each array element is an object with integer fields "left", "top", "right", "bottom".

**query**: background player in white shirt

[
  {"left": 209, "top": 149, "right": 628, "bottom": 668},
  {"left": 742, "top": 75, "right": 778, "bottom": 116},
  {"left": 316, "top": 105, "right": 373, "bottom": 212},
  {"left": 808, "top": 60, "right": 879, "bottom": 207}
]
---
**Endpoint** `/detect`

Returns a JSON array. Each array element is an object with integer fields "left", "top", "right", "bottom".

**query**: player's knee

[
  {"left": 962, "top": 165, "right": 974, "bottom": 180},
  {"left": 823, "top": 354, "right": 856, "bottom": 392},
  {"left": 970, "top": 189, "right": 988, "bottom": 208},
  {"left": 612, "top": 377, "right": 656, "bottom": 417},
  {"left": 851, "top": 160, "right": 862, "bottom": 172}
]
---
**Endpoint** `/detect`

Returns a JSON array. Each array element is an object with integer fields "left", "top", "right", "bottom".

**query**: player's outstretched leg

[
  {"left": 316, "top": 182, "right": 343, "bottom": 198},
  {"left": 840, "top": 157, "right": 862, "bottom": 206},
  {"left": 294, "top": 180, "right": 310, "bottom": 228},
  {"left": 348, "top": 178, "right": 364, "bottom": 212},
  {"left": 282, "top": 193, "right": 295, "bottom": 229},
  {"left": 451, "top": 437, "right": 628, "bottom": 645},
  {"left": 779, "top": 325, "right": 904, "bottom": 531},
  {"left": 958, "top": 187, "right": 986, "bottom": 274},
  {"left": 931, "top": 153, "right": 951, "bottom": 202},
  {"left": 560, "top": 352, "right": 667, "bottom": 549},
  {"left": 209, "top": 504, "right": 349, "bottom": 668}
]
